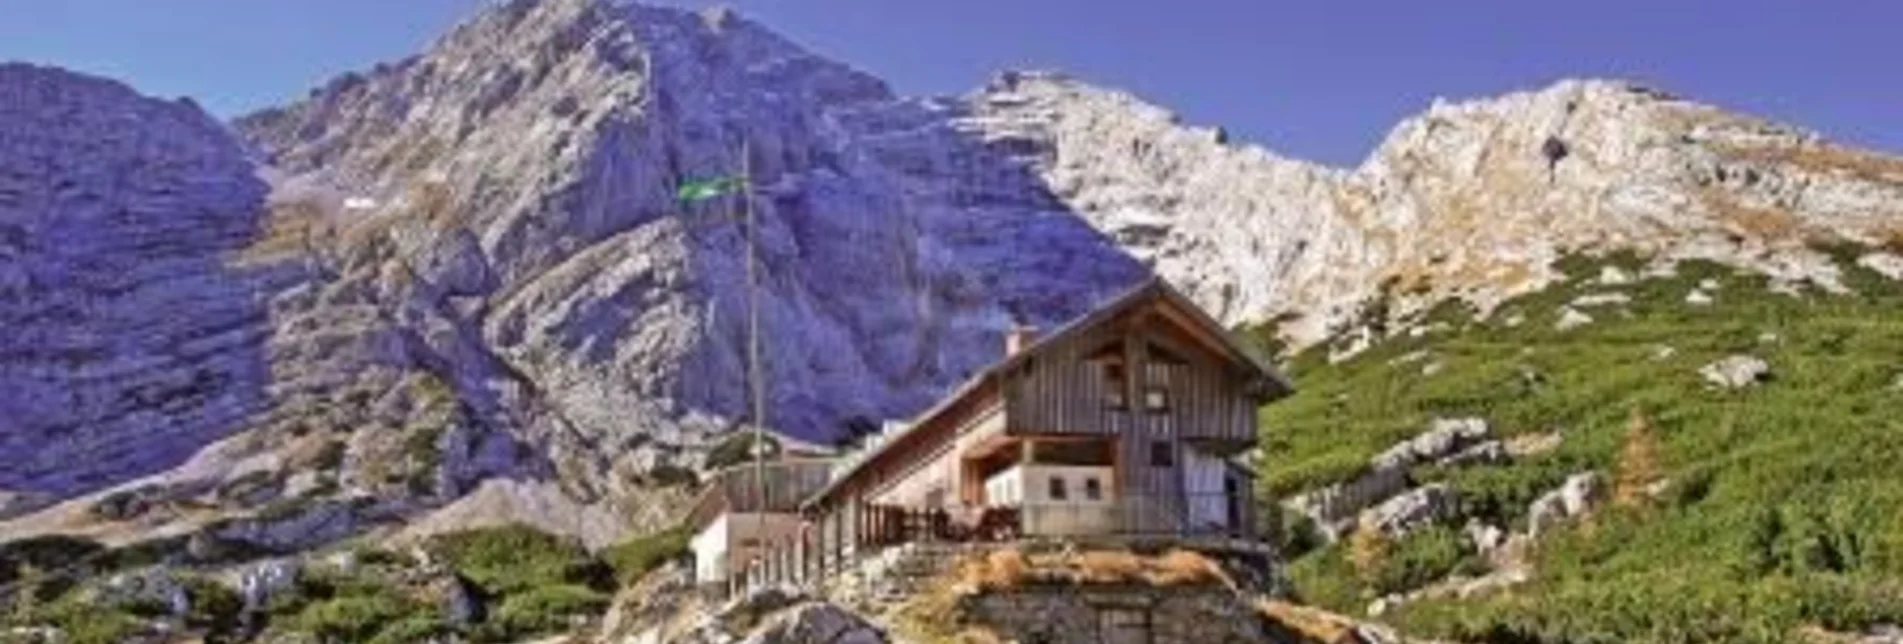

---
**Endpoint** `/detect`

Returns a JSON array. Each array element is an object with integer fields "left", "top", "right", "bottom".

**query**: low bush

[
  {"left": 477, "top": 583, "right": 609, "bottom": 641},
  {"left": 1264, "top": 249, "right": 1903, "bottom": 641},
  {"left": 427, "top": 524, "right": 612, "bottom": 595},
  {"left": 602, "top": 526, "right": 690, "bottom": 585}
]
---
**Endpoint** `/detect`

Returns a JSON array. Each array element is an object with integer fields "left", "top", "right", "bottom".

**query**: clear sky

[{"left": 2, "top": 1, "right": 1895, "bottom": 167}]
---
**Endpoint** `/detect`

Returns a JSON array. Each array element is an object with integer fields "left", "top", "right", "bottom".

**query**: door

[{"left": 1224, "top": 475, "right": 1243, "bottom": 537}]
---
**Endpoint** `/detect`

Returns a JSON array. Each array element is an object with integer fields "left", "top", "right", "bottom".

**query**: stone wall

[{"left": 961, "top": 586, "right": 1270, "bottom": 644}]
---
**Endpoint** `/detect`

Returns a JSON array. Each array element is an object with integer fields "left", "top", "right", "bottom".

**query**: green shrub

[
  {"left": 478, "top": 584, "right": 609, "bottom": 641},
  {"left": 288, "top": 594, "right": 419, "bottom": 643},
  {"left": 427, "top": 524, "right": 612, "bottom": 595},
  {"left": 7, "top": 596, "right": 146, "bottom": 644},
  {"left": 182, "top": 575, "right": 245, "bottom": 637},
  {"left": 602, "top": 526, "right": 690, "bottom": 585}
]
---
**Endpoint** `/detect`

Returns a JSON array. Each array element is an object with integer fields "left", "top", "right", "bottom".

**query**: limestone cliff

[
  {"left": 961, "top": 73, "right": 1903, "bottom": 346},
  {"left": 0, "top": 63, "right": 279, "bottom": 501}
]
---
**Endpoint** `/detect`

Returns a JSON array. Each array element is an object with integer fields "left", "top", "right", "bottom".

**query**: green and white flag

[{"left": 676, "top": 175, "right": 744, "bottom": 203}]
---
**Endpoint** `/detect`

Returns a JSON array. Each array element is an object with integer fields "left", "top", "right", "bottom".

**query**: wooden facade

[
  {"left": 797, "top": 277, "right": 1293, "bottom": 562},
  {"left": 685, "top": 459, "right": 836, "bottom": 533}
]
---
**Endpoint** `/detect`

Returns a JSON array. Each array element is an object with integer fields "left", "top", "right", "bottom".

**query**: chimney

[{"left": 1006, "top": 324, "right": 1039, "bottom": 356}]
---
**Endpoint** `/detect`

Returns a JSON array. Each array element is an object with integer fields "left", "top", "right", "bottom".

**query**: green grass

[{"left": 1254, "top": 250, "right": 1903, "bottom": 643}]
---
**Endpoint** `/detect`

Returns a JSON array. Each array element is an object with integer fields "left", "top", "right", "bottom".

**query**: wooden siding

[
  {"left": 1002, "top": 308, "right": 1257, "bottom": 450},
  {"left": 687, "top": 459, "right": 835, "bottom": 531},
  {"left": 805, "top": 282, "right": 1274, "bottom": 555},
  {"left": 999, "top": 300, "right": 1260, "bottom": 534}
]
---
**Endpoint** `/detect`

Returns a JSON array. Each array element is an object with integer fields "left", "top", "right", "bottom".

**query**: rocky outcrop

[
  {"left": 1286, "top": 418, "right": 1497, "bottom": 539},
  {"left": 738, "top": 602, "right": 886, "bottom": 644},
  {"left": 1361, "top": 484, "right": 1460, "bottom": 539},
  {"left": 0, "top": 63, "right": 279, "bottom": 497},
  {"left": 1528, "top": 471, "right": 1605, "bottom": 538}
]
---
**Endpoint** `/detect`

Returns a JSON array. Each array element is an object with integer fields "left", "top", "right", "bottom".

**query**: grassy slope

[{"left": 1253, "top": 249, "right": 1903, "bottom": 643}]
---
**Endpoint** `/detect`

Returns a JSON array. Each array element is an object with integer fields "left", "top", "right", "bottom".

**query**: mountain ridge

[{"left": 2, "top": 0, "right": 1901, "bottom": 554}]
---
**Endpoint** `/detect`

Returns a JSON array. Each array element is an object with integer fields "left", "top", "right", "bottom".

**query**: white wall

[
  {"left": 690, "top": 512, "right": 807, "bottom": 585},
  {"left": 986, "top": 463, "right": 1116, "bottom": 536},
  {"left": 691, "top": 514, "right": 730, "bottom": 584}
]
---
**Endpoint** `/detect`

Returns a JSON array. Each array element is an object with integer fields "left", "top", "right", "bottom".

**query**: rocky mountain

[
  {"left": 0, "top": 63, "right": 281, "bottom": 502},
  {"left": 961, "top": 72, "right": 1903, "bottom": 348},
  {"left": 4, "top": 0, "right": 1902, "bottom": 555}
]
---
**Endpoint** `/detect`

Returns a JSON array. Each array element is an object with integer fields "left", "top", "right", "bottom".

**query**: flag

[{"left": 676, "top": 175, "right": 744, "bottom": 203}]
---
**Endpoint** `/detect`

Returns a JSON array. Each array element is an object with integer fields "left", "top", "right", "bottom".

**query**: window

[
  {"left": 1149, "top": 441, "right": 1175, "bottom": 468},
  {"left": 1049, "top": 476, "right": 1069, "bottom": 501},
  {"left": 1084, "top": 477, "right": 1103, "bottom": 501},
  {"left": 1101, "top": 362, "right": 1128, "bottom": 409},
  {"left": 1143, "top": 386, "right": 1169, "bottom": 412}
]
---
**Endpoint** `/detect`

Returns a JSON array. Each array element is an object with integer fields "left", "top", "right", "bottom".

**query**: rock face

[
  {"left": 953, "top": 72, "right": 1903, "bottom": 347},
  {"left": 0, "top": 63, "right": 277, "bottom": 496},
  {"left": 226, "top": 0, "right": 1149, "bottom": 522}
]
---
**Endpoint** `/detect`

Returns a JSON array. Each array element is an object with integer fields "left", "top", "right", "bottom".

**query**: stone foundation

[{"left": 961, "top": 586, "right": 1270, "bottom": 644}]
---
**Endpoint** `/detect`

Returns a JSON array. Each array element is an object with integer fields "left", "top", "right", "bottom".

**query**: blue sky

[{"left": 1, "top": 1, "right": 1895, "bottom": 167}]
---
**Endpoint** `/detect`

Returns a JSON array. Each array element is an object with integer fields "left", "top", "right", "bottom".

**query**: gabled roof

[
  {"left": 1001, "top": 275, "right": 1295, "bottom": 395},
  {"left": 801, "top": 276, "right": 1294, "bottom": 509}
]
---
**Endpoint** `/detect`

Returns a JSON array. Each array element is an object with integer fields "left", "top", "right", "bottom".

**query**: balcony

[{"left": 855, "top": 492, "right": 1251, "bottom": 549}]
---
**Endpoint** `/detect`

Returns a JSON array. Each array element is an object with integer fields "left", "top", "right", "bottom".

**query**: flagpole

[{"left": 742, "top": 137, "right": 769, "bottom": 588}]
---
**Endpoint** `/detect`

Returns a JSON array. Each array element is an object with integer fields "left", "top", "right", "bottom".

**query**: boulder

[
  {"left": 1526, "top": 494, "right": 1566, "bottom": 539},
  {"left": 1558, "top": 471, "right": 1605, "bottom": 516},
  {"left": 738, "top": 602, "right": 886, "bottom": 644},
  {"left": 1699, "top": 355, "right": 1770, "bottom": 388},
  {"left": 1362, "top": 484, "right": 1459, "bottom": 538},
  {"left": 1466, "top": 521, "right": 1507, "bottom": 555},
  {"left": 1554, "top": 307, "right": 1594, "bottom": 331},
  {"left": 1685, "top": 289, "right": 1715, "bottom": 306},
  {"left": 1528, "top": 472, "right": 1604, "bottom": 538},
  {"left": 1597, "top": 266, "right": 1634, "bottom": 286},
  {"left": 718, "top": 584, "right": 804, "bottom": 630}
]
